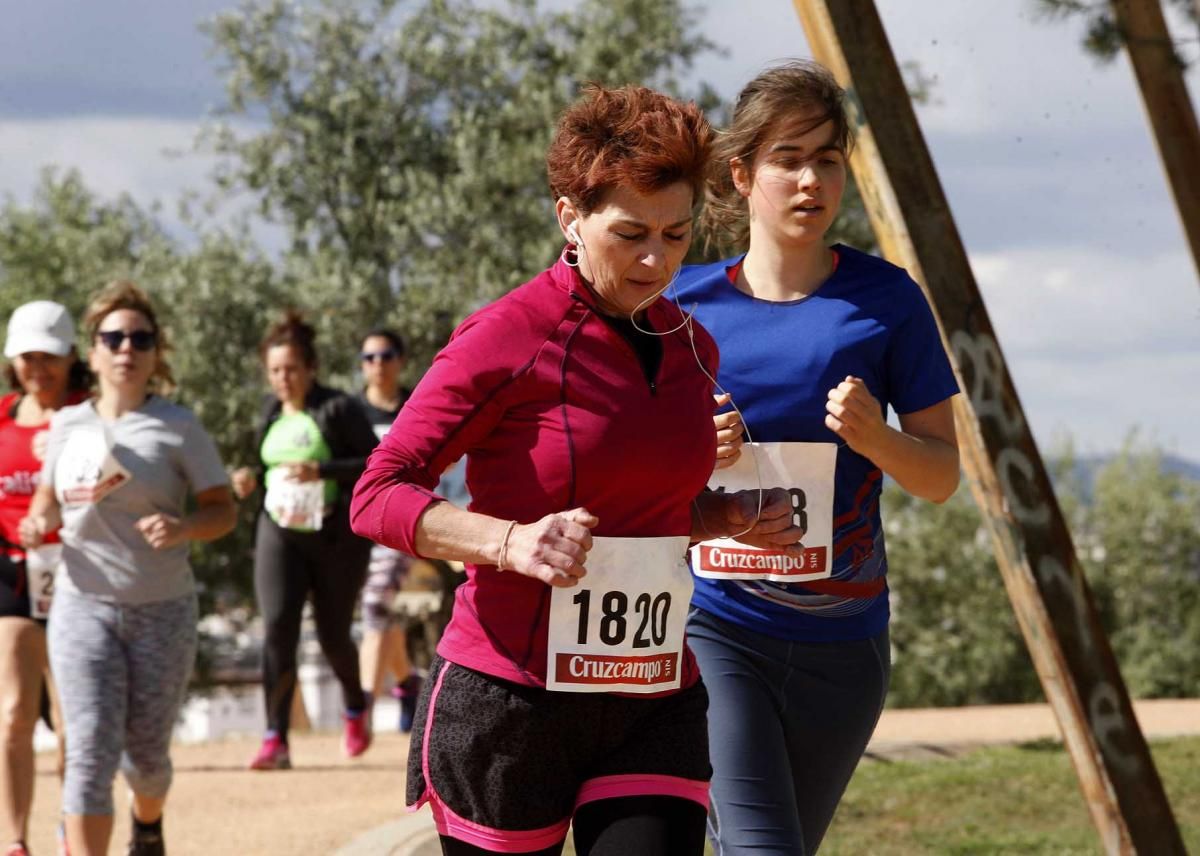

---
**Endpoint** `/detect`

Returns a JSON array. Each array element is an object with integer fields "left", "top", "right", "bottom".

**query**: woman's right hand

[
  {"left": 231, "top": 467, "right": 257, "bottom": 499},
  {"left": 503, "top": 507, "right": 599, "bottom": 587}
]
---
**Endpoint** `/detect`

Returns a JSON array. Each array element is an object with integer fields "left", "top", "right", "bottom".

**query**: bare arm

[
  {"left": 136, "top": 486, "right": 238, "bottom": 550},
  {"left": 17, "top": 483, "right": 61, "bottom": 548},
  {"left": 825, "top": 376, "right": 959, "bottom": 504},
  {"left": 414, "top": 501, "right": 599, "bottom": 588}
]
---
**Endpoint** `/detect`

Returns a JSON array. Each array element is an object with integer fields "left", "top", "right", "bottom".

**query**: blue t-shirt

[{"left": 675, "top": 245, "right": 958, "bottom": 642}]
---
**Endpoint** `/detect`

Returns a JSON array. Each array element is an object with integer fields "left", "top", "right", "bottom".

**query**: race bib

[
  {"left": 691, "top": 442, "right": 836, "bottom": 582},
  {"left": 546, "top": 535, "right": 692, "bottom": 694},
  {"left": 54, "top": 426, "right": 132, "bottom": 506},
  {"left": 26, "top": 543, "right": 61, "bottom": 620},
  {"left": 264, "top": 475, "right": 326, "bottom": 531}
]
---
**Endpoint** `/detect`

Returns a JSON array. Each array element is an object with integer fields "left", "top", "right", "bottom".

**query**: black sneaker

[{"left": 127, "top": 821, "right": 164, "bottom": 856}]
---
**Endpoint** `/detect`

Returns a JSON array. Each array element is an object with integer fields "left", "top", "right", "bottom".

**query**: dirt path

[
  {"left": 20, "top": 699, "right": 1200, "bottom": 855},
  {"left": 24, "top": 732, "right": 411, "bottom": 856}
]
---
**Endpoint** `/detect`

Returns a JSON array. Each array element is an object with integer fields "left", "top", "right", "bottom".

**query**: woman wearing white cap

[{"left": 0, "top": 300, "right": 91, "bottom": 856}]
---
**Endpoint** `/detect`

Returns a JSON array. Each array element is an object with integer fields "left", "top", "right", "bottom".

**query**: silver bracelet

[{"left": 496, "top": 520, "right": 518, "bottom": 571}]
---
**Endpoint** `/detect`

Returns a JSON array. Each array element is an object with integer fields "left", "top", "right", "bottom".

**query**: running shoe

[
  {"left": 344, "top": 707, "right": 372, "bottom": 757},
  {"left": 248, "top": 733, "right": 291, "bottom": 770},
  {"left": 396, "top": 674, "right": 422, "bottom": 733},
  {"left": 4, "top": 842, "right": 29, "bottom": 856},
  {"left": 126, "top": 824, "right": 164, "bottom": 856}
]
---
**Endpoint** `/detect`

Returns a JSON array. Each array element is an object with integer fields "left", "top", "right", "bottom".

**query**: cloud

[
  {"left": 967, "top": 246, "right": 1200, "bottom": 458},
  {"left": 0, "top": 117, "right": 213, "bottom": 210}
]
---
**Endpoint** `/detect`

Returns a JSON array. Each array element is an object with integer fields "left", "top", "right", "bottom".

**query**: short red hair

[{"left": 546, "top": 84, "right": 712, "bottom": 213}]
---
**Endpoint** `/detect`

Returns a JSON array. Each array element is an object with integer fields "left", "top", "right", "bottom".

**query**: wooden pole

[
  {"left": 1112, "top": 0, "right": 1200, "bottom": 283},
  {"left": 791, "top": 2, "right": 1186, "bottom": 853}
]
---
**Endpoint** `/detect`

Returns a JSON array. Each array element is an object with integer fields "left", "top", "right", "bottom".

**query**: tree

[
  {"left": 201, "top": 0, "right": 723, "bottom": 378},
  {"left": 0, "top": 168, "right": 175, "bottom": 311},
  {"left": 1032, "top": 0, "right": 1199, "bottom": 66},
  {"left": 1080, "top": 439, "right": 1200, "bottom": 697},
  {"left": 883, "top": 484, "right": 1043, "bottom": 707},
  {"left": 0, "top": 169, "right": 282, "bottom": 615}
]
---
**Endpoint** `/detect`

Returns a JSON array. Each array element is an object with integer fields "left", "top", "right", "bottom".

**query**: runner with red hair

[{"left": 352, "top": 84, "right": 803, "bottom": 856}]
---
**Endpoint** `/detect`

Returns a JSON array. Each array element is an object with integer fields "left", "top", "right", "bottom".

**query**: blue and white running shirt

[{"left": 674, "top": 245, "right": 959, "bottom": 642}]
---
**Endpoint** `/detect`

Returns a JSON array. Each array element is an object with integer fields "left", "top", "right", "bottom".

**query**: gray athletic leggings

[
  {"left": 686, "top": 608, "right": 890, "bottom": 856},
  {"left": 48, "top": 589, "right": 197, "bottom": 815}
]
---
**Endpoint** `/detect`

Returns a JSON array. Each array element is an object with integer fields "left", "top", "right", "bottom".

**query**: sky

[{"left": 2, "top": 0, "right": 1198, "bottom": 461}]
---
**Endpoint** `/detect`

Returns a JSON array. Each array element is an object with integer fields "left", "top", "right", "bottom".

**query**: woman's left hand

[
  {"left": 825, "top": 376, "right": 887, "bottom": 457},
  {"left": 282, "top": 461, "right": 321, "bottom": 482},
  {"left": 136, "top": 513, "right": 188, "bottom": 550},
  {"left": 713, "top": 393, "right": 744, "bottom": 471}
]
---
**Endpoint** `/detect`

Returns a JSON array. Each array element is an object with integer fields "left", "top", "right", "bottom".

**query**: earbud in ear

[{"left": 566, "top": 223, "right": 582, "bottom": 246}]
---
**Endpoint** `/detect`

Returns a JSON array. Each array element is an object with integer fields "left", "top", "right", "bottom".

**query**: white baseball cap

[{"left": 4, "top": 301, "right": 76, "bottom": 359}]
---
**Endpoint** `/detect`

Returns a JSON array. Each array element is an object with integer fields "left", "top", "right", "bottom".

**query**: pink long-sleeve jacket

[{"left": 350, "top": 256, "right": 718, "bottom": 690}]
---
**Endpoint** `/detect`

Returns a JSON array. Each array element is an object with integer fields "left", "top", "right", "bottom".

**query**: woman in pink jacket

[{"left": 351, "top": 84, "right": 802, "bottom": 856}]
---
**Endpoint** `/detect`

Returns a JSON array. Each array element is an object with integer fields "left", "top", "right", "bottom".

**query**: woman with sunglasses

[
  {"left": 353, "top": 328, "right": 421, "bottom": 729},
  {"left": 19, "top": 281, "right": 236, "bottom": 856},
  {"left": 0, "top": 301, "right": 91, "bottom": 856},
  {"left": 231, "top": 312, "right": 379, "bottom": 770}
]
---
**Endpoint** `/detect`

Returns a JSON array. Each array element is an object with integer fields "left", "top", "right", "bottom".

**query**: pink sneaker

[
  {"left": 344, "top": 708, "right": 372, "bottom": 758},
  {"left": 248, "top": 734, "right": 291, "bottom": 770},
  {"left": 5, "top": 842, "right": 30, "bottom": 856}
]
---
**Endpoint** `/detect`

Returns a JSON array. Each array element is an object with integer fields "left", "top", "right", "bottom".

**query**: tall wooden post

[
  {"left": 1112, "top": 0, "right": 1200, "bottom": 283},
  {"left": 791, "top": 2, "right": 1186, "bottom": 853}
]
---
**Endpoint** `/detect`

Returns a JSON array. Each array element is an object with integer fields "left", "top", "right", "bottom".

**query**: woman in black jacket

[{"left": 231, "top": 312, "right": 379, "bottom": 770}]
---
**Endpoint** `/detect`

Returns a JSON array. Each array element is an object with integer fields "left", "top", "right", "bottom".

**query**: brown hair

[
  {"left": 546, "top": 84, "right": 713, "bottom": 214},
  {"left": 260, "top": 310, "right": 318, "bottom": 369},
  {"left": 701, "top": 60, "right": 854, "bottom": 253},
  {"left": 84, "top": 280, "right": 175, "bottom": 391}
]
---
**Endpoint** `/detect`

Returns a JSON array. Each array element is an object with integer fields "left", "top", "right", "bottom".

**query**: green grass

[
  {"left": 821, "top": 737, "right": 1200, "bottom": 855},
  {"left": 558, "top": 737, "right": 1200, "bottom": 854}
]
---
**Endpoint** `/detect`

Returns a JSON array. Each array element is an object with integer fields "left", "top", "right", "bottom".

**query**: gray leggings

[
  {"left": 48, "top": 589, "right": 197, "bottom": 815},
  {"left": 686, "top": 608, "right": 890, "bottom": 856}
]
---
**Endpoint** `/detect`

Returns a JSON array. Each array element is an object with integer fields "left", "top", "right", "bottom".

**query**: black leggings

[
  {"left": 254, "top": 512, "right": 371, "bottom": 738},
  {"left": 438, "top": 796, "right": 708, "bottom": 856}
]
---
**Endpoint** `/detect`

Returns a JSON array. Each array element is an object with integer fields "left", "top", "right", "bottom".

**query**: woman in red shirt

[
  {"left": 0, "top": 301, "right": 90, "bottom": 856},
  {"left": 351, "top": 85, "right": 803, "bottom": 856}
]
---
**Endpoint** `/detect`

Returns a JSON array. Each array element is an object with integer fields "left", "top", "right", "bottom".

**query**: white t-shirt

[{"left": 41, "top": 396, "right": 229, "bottom": 604}]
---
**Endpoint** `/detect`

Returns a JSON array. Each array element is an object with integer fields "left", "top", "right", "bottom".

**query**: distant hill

[{"left": 1051, "top": 453, "right": 1200, "bottom": 501}]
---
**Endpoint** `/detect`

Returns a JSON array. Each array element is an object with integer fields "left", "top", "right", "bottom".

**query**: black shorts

[
  {"left": 407, "top": 655, "right": 711, "bottom": 852},
  {"left": 0, "top": 552, "right": 35, "bottom": 622}
]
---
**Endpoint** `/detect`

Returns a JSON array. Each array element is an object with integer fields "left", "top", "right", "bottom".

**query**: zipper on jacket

[{"left": 571, "top": 292, "right": 661, "bottom": 395}]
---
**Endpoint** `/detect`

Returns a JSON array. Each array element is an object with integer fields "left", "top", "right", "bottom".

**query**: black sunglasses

[
  {"left": 360, "top": 349, "right": 397, "bottom": 363},
  {"left": 96, "top": 329, "right": 157, "bottom": 352}
]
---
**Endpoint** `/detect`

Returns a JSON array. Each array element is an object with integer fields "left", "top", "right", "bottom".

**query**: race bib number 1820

[{"left": 546, "top": 535, "right": 692, "bottom": 694}]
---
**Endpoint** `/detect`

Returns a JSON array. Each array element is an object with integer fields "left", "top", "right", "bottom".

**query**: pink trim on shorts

[
  {"left": 411, "top": 661, "right": 571, "bottom": 852},
  {"left": 430, "top": 802, "right": 570, "bottom": 853},
  {"left": 575, "top": 773, "right": 711, "bottom": 811}
]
